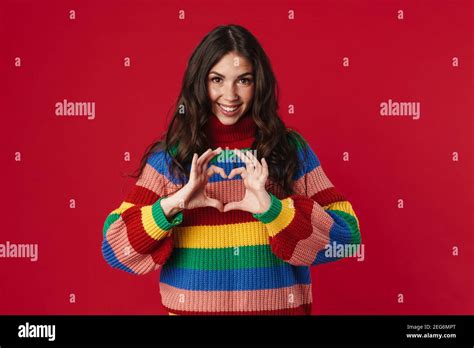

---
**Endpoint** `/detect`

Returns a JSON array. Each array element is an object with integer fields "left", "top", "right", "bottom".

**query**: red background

[{"left": 1, "top": 0, "right": 472, "bottom": 315}]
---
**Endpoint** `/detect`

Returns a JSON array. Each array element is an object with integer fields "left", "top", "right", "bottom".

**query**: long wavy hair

[{"left": 129, "top": 24, "right": 306, "bottom": 196}]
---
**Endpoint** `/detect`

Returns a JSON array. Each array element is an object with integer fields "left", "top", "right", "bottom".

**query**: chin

[{"left": 218, "top": 115, "right": 241, "bottom": 125}]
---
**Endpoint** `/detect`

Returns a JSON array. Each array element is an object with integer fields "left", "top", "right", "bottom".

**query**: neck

[{"left": 205, "top": 113, "right": 257, "bottom": 148}]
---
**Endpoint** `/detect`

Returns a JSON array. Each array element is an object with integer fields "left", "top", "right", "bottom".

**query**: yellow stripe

[
  {"left": 111, "top": 201, "right": 135, "bottom": 215},
  {"left": 168, "top": 312, "right": 178, "bottom": 315},
  {"left": 323, "top": 200, "right": 360, "bottom": 229},
  {"left": 173, "top": 222, "right": 269, "bottom": 248},
  {"left": 266, "top": 198, "right": 296, "bottom": 238},
  {"left": 141, "top": 205, "right": 169, "bottom": 241}
]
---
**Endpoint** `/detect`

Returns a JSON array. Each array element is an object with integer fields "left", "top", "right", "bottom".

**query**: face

[{"left": 207, "top": 51, "right": 255, "bottom": 125}]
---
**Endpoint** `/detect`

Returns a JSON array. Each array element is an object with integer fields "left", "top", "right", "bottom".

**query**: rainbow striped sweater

[{"left": 101, "top": 114, "right": 361, "bottom": 315}]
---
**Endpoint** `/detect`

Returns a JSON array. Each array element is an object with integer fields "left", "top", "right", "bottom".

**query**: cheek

[
  {"left": 208, "top": 85, "right": 220, "bottom": 102},
  {"left": 242, "top": 86, "right": 255, "bottom": 103}
]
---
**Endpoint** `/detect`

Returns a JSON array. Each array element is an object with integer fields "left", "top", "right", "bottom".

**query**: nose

[{"left": 222, "top": 83, "right": 239, "bottom": 102}]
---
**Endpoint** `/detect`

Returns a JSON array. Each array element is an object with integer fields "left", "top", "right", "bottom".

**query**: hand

[
  {"left": 223, "top": 149, "right": 272, "bottom": 214},
  {"left": 160, "top": 147, "right": 227, "bottom": 217}
]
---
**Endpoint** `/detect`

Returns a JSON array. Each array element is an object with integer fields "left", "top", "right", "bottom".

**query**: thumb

[
  {"left": 223, "top": 201, "right": 244, "bottom": 213},
  {"left": 206, "top": 198, "right": 224, "bottom": 212}
]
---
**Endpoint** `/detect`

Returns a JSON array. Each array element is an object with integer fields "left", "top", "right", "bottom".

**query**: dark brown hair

[{"left": 129, "top": 24, "right": 306, "bottom": 196}]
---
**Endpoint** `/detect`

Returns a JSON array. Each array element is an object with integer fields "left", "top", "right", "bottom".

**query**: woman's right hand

[{"left": 160, "top": 147, "right": 226, "bottom": 218}]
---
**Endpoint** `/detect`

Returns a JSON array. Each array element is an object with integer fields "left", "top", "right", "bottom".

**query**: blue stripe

[
  {"left": 147, "top": 147, "right": 320, "bottom": 183},
  {"left": 293, "top": 146, "right": 320, "bottom": 181},
  {"left": 147, "top": 150, "right": 246, "bottom": 184},
  {"left": 147, "top": 151, "right": 182, "bottom": 185},
  {"left": 160, "top": 263, "right": 311, "bottom": 291},
  {"left": 311, "top": 210, "right": 355, "bottom": 266},
  {"left": 208, "top": 161, "right": 247, "bottom": 183},
  {"left": 101, "top": 239, "right": 135, "bottom": 274}
]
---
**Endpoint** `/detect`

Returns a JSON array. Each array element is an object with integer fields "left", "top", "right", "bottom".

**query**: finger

[
  {"left": 233, "top": 149, "right": 253, "bottom": 168},
  {"left": 227, "top": 167, "right": 247, "bottom": 179},
  {"left": 189, "top": 153, "right": 199, "bottom": 178},
  {"left": 244, "top": 150, "right": 259, "bottom": 167},
  {"left": 202, "top": 147, "right": 223, "bottom": 171},
  {"left": 196, "top": 148, "right": 212, "bottom": 167},
  {"left": 223, "top": 201, "right": 243, "bottom": 213},
  {"left": 198, "top": 147, "right": 221, "bottom": 175},
  {"left": 261, "top": 157, "right": 269, "bottom": 177},
  {"left": 206, "top": 198, "right": 224, "bottom": 212},
  {"left": 235, "top": 149, "right": 255, "bottom": 174},
  {"left": 207, "top": 164, "right": 227, "bottom": 178},
  {"left": 245, "top": 151, "right": 261, "bottom": 176}
]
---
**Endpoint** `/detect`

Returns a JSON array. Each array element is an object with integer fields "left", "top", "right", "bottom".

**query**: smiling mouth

[{"left": 218, "top": 103, "right": 242, "bottom": 113}]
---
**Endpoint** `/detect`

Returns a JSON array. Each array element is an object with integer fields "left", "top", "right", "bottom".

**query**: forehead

[{"left": 210, "top": 52, "right": 253, "bottom": 74}]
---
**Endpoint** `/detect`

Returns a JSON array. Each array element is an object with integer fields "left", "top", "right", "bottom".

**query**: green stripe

[
  {"left": 330, "top": 209, "right": 361, "bottom": 245},
  {"left": 151, "top": 198, "right": 183, "bottom": 231},
  {"left": 287, "top": 130, "right": 307, "bottom": 151},
  {"left": 166, "top": 244, "right": 286, "bottom": 270},
  {"left": 253, "top": 193, "right": 282, "bottom": 224},
  {"left": 103, "top": 213, "right": 120, "bottom": 237}
]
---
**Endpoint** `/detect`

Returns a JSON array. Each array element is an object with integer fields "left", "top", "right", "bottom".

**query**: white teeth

[{"left": 219, "top": 104, "right": 239, "bottom": 112}]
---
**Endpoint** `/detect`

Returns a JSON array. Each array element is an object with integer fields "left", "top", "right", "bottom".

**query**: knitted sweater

[{"left": 101, "top": 114, "right": 361, "bottom": 315}]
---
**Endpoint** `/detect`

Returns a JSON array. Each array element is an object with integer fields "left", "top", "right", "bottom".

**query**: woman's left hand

[{"left": 223, "top": 149, "right": 272, "bottom": 214}]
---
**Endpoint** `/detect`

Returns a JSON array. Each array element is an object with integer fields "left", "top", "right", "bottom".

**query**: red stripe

[
  {"left": 150, "top": 237, "right": 174, "bottom": 265},
  {"left": 269, "top": 196, "right": 315, "bottom": 262},
  {"left": 125, "top": 185, "right": 160, "bottom": 206},
  {"left": 311, "top": 187, "right": 346, "bottom": 206},
  {"left": 163, "top": 302, "right": 312, "bottom": 315},
  {"left": 180, "top": 207, "right": 255, "bottom": 227}
]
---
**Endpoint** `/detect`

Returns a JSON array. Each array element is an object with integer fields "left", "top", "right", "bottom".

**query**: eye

[
  {"left": 210, "top": 77, "right": 222, "bottom": 83},
  {"left": 239, "top": 78, "right": 253, "bottom": 85}
]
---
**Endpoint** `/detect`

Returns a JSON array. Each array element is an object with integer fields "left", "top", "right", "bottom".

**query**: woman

[{"left": 101, "top": 24, "right": 361, "bottom": 315}]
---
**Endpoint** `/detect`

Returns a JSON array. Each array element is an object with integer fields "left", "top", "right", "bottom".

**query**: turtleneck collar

[{"left": 205, "top": 113, "right": 257, "bottom": 148}]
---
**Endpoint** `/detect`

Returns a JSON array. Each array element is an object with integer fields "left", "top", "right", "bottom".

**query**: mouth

[{"left": 217, "top": 103, "right": 243, "bottom": 116}]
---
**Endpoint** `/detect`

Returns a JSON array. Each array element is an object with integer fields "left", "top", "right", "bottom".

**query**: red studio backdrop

[{"left": 0, "top": 0, "right": 472, "bottom": 315}]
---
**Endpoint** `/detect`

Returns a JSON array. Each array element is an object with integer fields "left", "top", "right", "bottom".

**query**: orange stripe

[
  {"left": 293, "top": 165, "right": 334, "bottom": 197},
  {"left": 288, "top": 203, "right": 333, "bottom": 265},
  {"left": 136, "top": 163, "right": 182, "bottom": 197},
  {"left": 160, "top": 282, "right": 312, "bottom": 313},
  {"left": 105, "top": 216, "right": 160, "bottom": 274}
]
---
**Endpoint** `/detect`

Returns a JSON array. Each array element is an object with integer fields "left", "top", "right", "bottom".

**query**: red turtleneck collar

[{"left": 205, "top": 113, "right": 257, "bottom": 148}]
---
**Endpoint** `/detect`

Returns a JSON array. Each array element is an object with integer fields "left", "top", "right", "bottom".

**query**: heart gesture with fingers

[
  {"left": 160, "top": 147, "right": 272, "bottom": 217},
  {"left": 223, "top": 149, "right": 272, "bottom": 214},
  {"left": 181, "top": 148, "right": 228, "bottom": 211}
]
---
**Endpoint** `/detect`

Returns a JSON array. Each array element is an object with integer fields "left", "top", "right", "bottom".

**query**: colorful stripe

[
  {"left": 166, "top": 244, "right": 286, "bottom": 270},
  {"left": 172, "top": 222, "right": 269, "bottom": 249},
  {"left": 160, "top": 263, "right": 310, "bottom": 291},
  {"left": 101, "top": 160, "right": 182, "bottom": 275},
  {"left": 252, "top": 137, "right": 361, "bottom": 267},
  {"left": 102, "top": 131, "right": 361, "bottom": 315},
  {"left": 102, "top": 216, "right": 162, "bottom": 274},
  {"left": 160, "top": 282, "right": 312, "bottom": 314}
]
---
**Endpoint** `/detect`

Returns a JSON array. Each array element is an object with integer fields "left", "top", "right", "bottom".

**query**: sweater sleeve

[
  {"left": 101, "top": 150, "right": 184, "bottom": 275},
  {"left": 253, "top": 133, "right": 361, "bottom": 267}
]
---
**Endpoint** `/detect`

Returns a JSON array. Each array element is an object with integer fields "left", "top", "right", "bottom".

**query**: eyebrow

[{"left": 209, "top": 71, "right": 254, "bottom": 78}]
